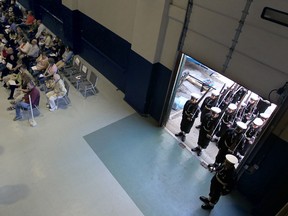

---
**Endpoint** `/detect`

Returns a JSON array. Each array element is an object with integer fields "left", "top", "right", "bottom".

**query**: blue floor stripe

[{"left": 84, "top": 113, "right": 252, "bottom": 216}]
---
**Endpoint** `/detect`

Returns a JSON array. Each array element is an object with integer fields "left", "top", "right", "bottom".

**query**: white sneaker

[{"left": 49, "top": 106, "right": 58, "bottom": 112}]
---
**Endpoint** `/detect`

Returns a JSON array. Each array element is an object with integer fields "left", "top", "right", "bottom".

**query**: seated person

[
  {"left": 17, "top": 38, "right": 31, "bottom": 58},
  {"left": 3, "top": 58, "right": 22, "bottom": 86},
  {"left": 13, "top": 80, "right": 40, "bottom": 121},
  {"left": 46, "top": 73, "right": 67, "bottom": 111},
  {"left": 38, "top": 58, "right": 57, "bottom": 90},
  {"left": 0, "top": 47, "right": 17, "bottom": 80},
  {"left": 22, "top": 39, "right": 39, "bottom": 68},
  {"left": 55, "top": 46, "right": 73, "bottom": 70},
  {"left": 6, "top": 65, "right": 32, "bottom": 100},
  {"left": 30, "top": 51, "right": 49, "bottom": 77}
]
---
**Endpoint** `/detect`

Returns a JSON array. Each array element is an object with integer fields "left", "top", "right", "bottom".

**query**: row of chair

[{"left": 61, "top": 56, "right": 99, "bottom": 98}]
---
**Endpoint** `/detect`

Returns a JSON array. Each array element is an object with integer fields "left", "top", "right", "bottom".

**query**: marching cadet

[
  {"left": 239, "top": 118, "right": 263, "bottom": 156},
  {"left": 175, "top": 93, "right": 201, "bottom": 142},
  {"left": 192, "top": 107, "right": 221, "bottom": 156},
  {"left": 243, "top": 94, "right": 259, "bottom": 122},
  {"left": 213, "top": 103, "right": 237, "bottom": 143},
  {"left": 199, "top": 154, "right": 238, "bottom": 210},
  {"left": 259, "top": 112, "right": 270, "bottom": 129},
  {"left": 195, "top": 90, "right": 219, "bottom": 129},
  {"left": 208, "top": 121, "right": 247, "bottom": 170}
]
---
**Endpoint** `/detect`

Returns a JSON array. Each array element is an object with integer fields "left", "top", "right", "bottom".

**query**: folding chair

[
  {"left": 56, "top": 80, "right": 71, "bottom": 107},
  {"left": 78, "top": 71, "right": 99, "bottom": 98},
  {"left": 69, "top": 64, "right": 89, "bottom": 89},
  {"left": 62, "top": 56, "right": 81, "bottom": 78}
]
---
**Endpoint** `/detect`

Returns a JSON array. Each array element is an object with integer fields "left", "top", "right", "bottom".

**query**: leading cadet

[{"left": 175, "top": 93, "right": 201, "bottom": 142}]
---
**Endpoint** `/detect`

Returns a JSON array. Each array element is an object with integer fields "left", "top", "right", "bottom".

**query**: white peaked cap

[
  {"left": 253, "top": 118, "right": 264, "bottom": 126},
  {"left": 225, "top": 154, "right": 238, "bottom": 164},
  {"left": 191, "top": 93, "right": 200, "bottom": 99},
  {"left": 236, "top": 121, "right": 247, "bottom": 130},
  {"left": 211, "top": 107, "right": 221, "bottom": 114},
  {"left": 211, "top": 90, "right": 220, "bottom": 96},
  {"left": 260, "top": 113, "right": 270, "bottom": 119},
  {"left": 228, "top": 103, "right": 237, "bottom": 110},
  {"left": 250, "top": 93, "right": 259, "bottom": 101}
]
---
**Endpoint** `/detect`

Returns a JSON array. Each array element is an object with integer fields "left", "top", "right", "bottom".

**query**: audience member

[{"left": 46, "top": 73, "right": 67, "bottom": 111}]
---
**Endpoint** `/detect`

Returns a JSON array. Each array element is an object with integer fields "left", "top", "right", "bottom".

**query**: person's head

[
  {"left": 48, "top": 58, "right": 55, "bottom": 65},
  {"left": 37, "top": 19, "right": 42, "bottom": 25},
  {"left": 224, "top": 154, "right": 238, "bottom": 168},
  {"left": 249, "top": 94, "right": 259, "bottom": 104},
  {"left": 53, "top": 73, "right": 60, "bottom": 81},
  {"left": 190, "top": 93, "right": 200, "bottom": 103},
  {"left": 235, "top": 121, "right": 247, "bottom": 133},
  {"left": 22, "top": 38, "right": 28, "bottom": 43},
  {"left": 252, "top": 118, "right": 263, "bottom": 129},
  {"left": 227, "top": 103, "right": 237, "bottom": 113},
  {"left": 6, "top": 47, "right": 13, "bottom": 54},
  {"left": 20, "top": 64, "right": 27, "bottom": 71},
  {"left": 31, "top": 39, "right": 37, "bottom": 45},
  {"left": 27, "top": 80, "right": 35, "bottom": 90},
  {"left": 40, "top": 51, "right": 47, "bottom": 57},
  {"left": 211, "top": 107, "right": 221, "bottom": 118},
  {"left": 211, "top": 90, "right": 219, "bottom": 99},
  {"left": 259, "top": 113, "right": 270, "bottom": 122}
]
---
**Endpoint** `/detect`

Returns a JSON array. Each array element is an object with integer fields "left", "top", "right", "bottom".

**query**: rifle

[{"left": 231, "top": 90, "right": 249, "bottom": 125}]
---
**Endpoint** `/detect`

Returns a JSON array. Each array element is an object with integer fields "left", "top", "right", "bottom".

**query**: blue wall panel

[
  {"left": 124, "top": 51, "right": 154, "bottom": 114},
  {"left": 148, "top": 63, "right": 172, "bottom": 122}
]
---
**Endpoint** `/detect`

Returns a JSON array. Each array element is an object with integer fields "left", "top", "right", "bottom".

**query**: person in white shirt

[{"left": 35, "top": 20, "right": 46, "bottom": 39}]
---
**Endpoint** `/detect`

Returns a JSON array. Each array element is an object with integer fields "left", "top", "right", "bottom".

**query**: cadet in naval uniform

[
  {"left": 195, "top": 90, "right": 219, "bottom": 129},
  {"left": 213, "top": 103, "right": 237, "bottom": 143},
  {"left": 199, "top": 154, "right": 238, "bottom": 210},
  {"left": 208, "top": 121, "right": 247, "bottom": 170},
  {"left": 239, "top": 118, "right": 263, "bottom": 156},
  {"left": 175, "top": 93, "right": 201, "bottom": 142},
  {"left": 192, "top": 107, "right": 221, "bottom": 156}
]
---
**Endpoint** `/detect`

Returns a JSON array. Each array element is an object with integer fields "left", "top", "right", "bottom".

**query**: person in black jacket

[
  {"left": 195, "top": 90, "right": 219, "bottom": 129},
  {"left": 199, "top": 154, "right": 238, "bottom": 210},
  {"left": 208, "top": 121, "right": 247, "bottom": 170},
  {"left": 192, "top": 107, "right": 221, "bottom": 156},
  {"left": 175, "top": 93, "right": 200, "bottom": 142}
]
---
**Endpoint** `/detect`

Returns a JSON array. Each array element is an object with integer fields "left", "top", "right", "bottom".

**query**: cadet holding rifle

[
  {"left": 175, "top": 93, "right": 201, "bottom": 142},
  {"left": 192, "top": 107, "right": 221, "bottom": 156}
]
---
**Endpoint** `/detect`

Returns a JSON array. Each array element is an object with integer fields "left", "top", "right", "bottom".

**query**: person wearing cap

[
  {"left": 195, "top": 90, "right": 219, "bottom": 129},
  {"left": 46, "top": 73, "right": 67, "bottom": 111},
  {"left": 200, "top": 154, "right": 238, "bottom": 210},
  {"left": 213, "top": 103, "right": 237, "bottom": 143},
  {"left": 243, "top": 94, "right": 260, "bottom": 123},
  {"left": 192, "top": 107, "right": 221, "bottom": 156},
  {"left": 208, "top": 121, "right": 247, "bottom": 170},
  {"left": 175, "top": 93, "right": 201, "bottom": 142},
  {"left": 239, "top": 118, "right": 263, "bottom": 156}
]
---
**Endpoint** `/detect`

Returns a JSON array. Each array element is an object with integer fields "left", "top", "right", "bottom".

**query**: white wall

[{"left": 169, "top": 0, "right": 288, "bottom": 99}]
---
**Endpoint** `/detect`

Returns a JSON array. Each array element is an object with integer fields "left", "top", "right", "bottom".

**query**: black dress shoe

[
  {"left": 201, "top": 203, "right": 214, "bottom": 210},
  {"left": 7, "top": 97, "right": 14, "bottom": 100},
  {"left": 199, "top": 196, "right": 209, "bottom": 203},
  {"left": 181, "top": 135, "right": 186, "bottom": 142},
  {"left": 191, "top": 147, "right": 199, "bottom": 152},
  {"left": 175, "top": 132, "right": 183, "bottom": 137},
  {"left": 195, "top": 125, "right": 201, "bottom": 129}
]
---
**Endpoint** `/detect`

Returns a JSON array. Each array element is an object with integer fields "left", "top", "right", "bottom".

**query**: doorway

[{"left": 164, "top": 53, "right": 277, "bottom": 166}]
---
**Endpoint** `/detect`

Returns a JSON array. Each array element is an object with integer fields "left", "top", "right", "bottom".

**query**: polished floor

[{"left": 0, "top": 67, "right": 252, "bottom": 215}]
